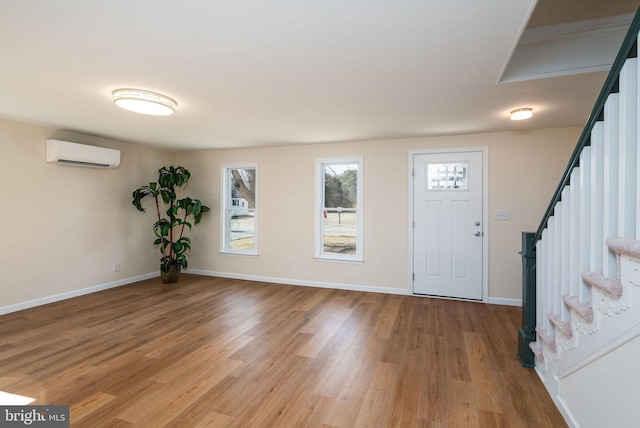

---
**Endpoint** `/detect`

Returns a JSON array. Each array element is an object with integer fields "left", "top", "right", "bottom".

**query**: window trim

[
  {"left": 315, "top": 157, "right": 363, "bottom": 262},
  {"left": 221, "top": 163, "right": 258, "bottom": 255}
]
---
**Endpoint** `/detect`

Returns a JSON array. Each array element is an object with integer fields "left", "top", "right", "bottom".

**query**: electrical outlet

[
  {"left": 494, "top": 210, "right": 510, "bottom": 220},
  {"left": 285, "top": 259, "right": 291, "bottom": 268},
  {"left": 113, "top": 262, "right": 120, "bottom": 272}
]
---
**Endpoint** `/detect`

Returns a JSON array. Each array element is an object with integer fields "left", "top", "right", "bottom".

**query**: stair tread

[
  {"left": 581, "top": 269, "right": 623, "bottom": 299},
  {"left": 529, "top": 342, "right": 544, "bottom": 362},
  {"left": 535, "top": 326, "right": 557, "bottom": 353},
  {"left": 547, "top": 312, "right": 573, "bottom": 338},
  {"left": 606, "top": 237, "right": 640, "bottom": 260},
  {"left": 562, "top": 295, "right": 594, "bottom": 323}
]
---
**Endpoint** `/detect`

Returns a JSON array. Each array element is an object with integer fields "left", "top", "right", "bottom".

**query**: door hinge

[
  {"left": 412, "top": 220, "right": 415, "bottom": 229},
  {"left": 412, "top": 273, "right": 415, "bottom": 281}
]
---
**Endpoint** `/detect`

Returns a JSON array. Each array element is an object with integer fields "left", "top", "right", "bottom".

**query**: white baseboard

[
  {"left": 486, "top": 297, "right": 522, "bottom": 307},
  {"left": 187, "top": 269, "right": 521, "bottom": 305},
  {"left": 535, "top": 367, "right": 578, "bottom": 428},
  {"left": 186, "top": 269, "right": 413, "bottom": 296},
  {"left": 0, "top": 272, "right": 159, "bottom": 316},
  {"left": 0, "top": 271, "right": 519, "bottom": 316}
]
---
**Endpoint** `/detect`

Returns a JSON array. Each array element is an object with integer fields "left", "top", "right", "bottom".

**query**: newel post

[{"left": 517, "top": 231, "right": 537, "bottom": 368}]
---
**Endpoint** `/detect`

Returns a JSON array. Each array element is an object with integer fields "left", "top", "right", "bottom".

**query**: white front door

[{"left": 412, "top": 150, "right": 484, "bottom": 300}]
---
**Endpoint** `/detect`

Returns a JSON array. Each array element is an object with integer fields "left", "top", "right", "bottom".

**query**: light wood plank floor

[{"left": 0, "top": 275, "right": 566, "bottom": 427}]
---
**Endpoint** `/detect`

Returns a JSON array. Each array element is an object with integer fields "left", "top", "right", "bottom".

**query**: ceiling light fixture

[
  {"left": 510, "top": 107, "right": 533, "bottom": 120},
  {"left": 112, "top": 88, "right": 177, "bottom": 116}
]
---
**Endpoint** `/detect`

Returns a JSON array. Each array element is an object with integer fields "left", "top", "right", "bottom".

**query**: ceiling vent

[{"left": 45, "top": 140, "right": 120, "bottom": 168}]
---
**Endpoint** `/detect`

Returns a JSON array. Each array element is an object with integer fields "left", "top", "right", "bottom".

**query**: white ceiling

[{"left": 0, "top": 1, "right": 635, "bottom": 151}]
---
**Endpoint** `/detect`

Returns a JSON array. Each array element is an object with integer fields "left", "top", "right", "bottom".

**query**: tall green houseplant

[{"left": 132, "top": 166, "right": 211, "bottom": 283}]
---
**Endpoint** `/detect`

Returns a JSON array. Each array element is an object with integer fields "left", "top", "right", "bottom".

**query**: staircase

[{"left": 521, "top": 8, "right": 640, "bottom": 428}]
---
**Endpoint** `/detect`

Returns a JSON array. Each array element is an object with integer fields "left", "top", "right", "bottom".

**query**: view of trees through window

[
  {"left": 323, "top": 163, "right": 358, "bottom": 255},
  {"left": 227, "top": 167, "right": 256, "bottom": 252}
]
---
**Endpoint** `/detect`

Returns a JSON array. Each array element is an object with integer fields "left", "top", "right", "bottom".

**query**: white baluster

[
  {"left": 537, "top": 237, "right": 544, "bottom": 334},
  {"left": 548, "top": 216, "right": 556, "bottom": 333},
  {"left": 637, "top": 53, "right": 640, "bottom": 240},
  {"left": 579, "top": 147, "right": 592, "bottom": 301},
  {"left": 590, "top": 122, "right": 605, "bottom": 285},
  {"left": 568, "top": 168, "right": 581, "bottom": 316},
  {"left": 560, "top": 186, "right": 571, "bottom": 321},
  {"left": 553, "top": 204, "right": 562, "bottom": 328},
  {"left": 618, "top": 58, "right": 638, "bottom": 239},
  {"left": 603, "top": 93, "right": 619, "bottom": 278}
]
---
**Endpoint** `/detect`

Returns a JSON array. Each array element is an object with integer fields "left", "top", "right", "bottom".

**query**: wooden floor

[{"left": 0, "top": 275, "right": 566, "bottom": 427}]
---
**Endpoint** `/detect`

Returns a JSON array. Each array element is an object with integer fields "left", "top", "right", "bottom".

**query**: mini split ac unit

[{"left": 46, "top": 139, "right": 121, "bottom": 168}]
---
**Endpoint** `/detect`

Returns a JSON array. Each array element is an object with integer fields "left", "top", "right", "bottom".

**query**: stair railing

[{"left": 518, "top": 7, "right": 640, "bottom": 366}]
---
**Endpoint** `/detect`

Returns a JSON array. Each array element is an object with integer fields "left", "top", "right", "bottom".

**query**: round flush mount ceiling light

[
  {"left": 112, "top": 88, "right": 177, "bottom": 116},
  {"left": 510, "top": 107, "right": 533, "bottom": 120}
]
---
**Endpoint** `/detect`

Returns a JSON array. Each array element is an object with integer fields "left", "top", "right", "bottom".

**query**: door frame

[{"left": 408, "top": 146, "right": 489, "bottom": 301}]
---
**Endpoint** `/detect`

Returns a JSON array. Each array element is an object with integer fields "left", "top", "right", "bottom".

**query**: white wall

[
  {"left": 0, "top": 120, "right": 579, "bottom": 311},
  {"left": 0, "top": 118, "right": 174, "bottom": 311},
  {"left": 177, "top": 127, "right": 579, "bottom": 302},
  {"left": 560, "top": 336, "right": 640, "bottom": 427}
]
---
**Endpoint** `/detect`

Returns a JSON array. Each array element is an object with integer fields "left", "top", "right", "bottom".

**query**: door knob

[
  {"left": 474, "top": 231, "right": 482, "bottom": 237},
  {"left": 474, "top": 221, "right": 481, "bottom": 226}
]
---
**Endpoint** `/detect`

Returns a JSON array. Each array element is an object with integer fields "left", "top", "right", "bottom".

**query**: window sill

[
  {"left": 220, "top": 250, "right": 258, "bottom": 258},
  {"left": 314, "top": 256, "right": 363, "bottom": 264}
]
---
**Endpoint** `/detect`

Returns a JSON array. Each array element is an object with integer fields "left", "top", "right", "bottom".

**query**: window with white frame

[
  {"left": 316, "top": 158, "right": 363, "bottom": 261},
  {"left": 221, "top": 165, "right": 257, "bottom": 254}
]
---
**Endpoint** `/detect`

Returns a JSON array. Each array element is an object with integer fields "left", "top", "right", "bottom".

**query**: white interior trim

[
  {"left": 187, "top": 269, "right": 412, "bottom": 296},
  {"left": 521, "top": 13, "right": 634, "bottom": 44},
  {"left": 220, "top": 163, "right": 259, "bottom": 255},
  {"left": 0, "top": 273, "right": 158, "bottom": 316},
  {"left": 487, "top": 297, "right": 522, "bottom": 307},
  {"left": 500, "top": 13, "right": 634, "bottom": 83},
  {"left": 408, "top": 146, "right": 489, "bottom": 302},
  {"left": 314, "top": 157, "right": 364, "bottom": 262}
]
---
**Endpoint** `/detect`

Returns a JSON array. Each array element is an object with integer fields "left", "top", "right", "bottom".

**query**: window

[
  {"left": 221, "top": 165, "right": 257, "bottom": 254},
  {"left": 316, "top": 158, "right": 363, "bottom": 261},
  {"left": 427, "top": 162, "right": 468, "bottom": 190}
]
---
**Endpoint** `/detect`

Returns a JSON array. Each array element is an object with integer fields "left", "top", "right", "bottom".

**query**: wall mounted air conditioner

[{"left": 46, "top": 139, "right": 121, "bottom": 168}]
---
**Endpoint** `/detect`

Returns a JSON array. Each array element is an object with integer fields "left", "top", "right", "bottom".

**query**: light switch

[{"left": 494, "top": 210, "right": 510, "bottom": 220}]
